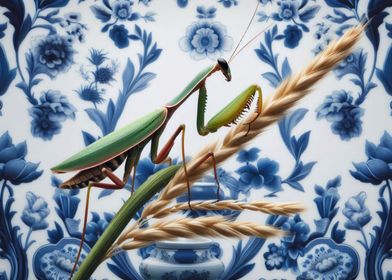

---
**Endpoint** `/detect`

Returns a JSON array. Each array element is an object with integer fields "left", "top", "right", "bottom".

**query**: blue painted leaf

[
  {"left": 254, "top": 44, "right": 270, "bottom": 64},
  {"left": 376, "top": 46, "right": 392, "bottom": 96},
  {"left": 122, "top": 59, "right": 135, "bottom": 95},
  {"left": 281, "top": 58, "right": 292, "bottom": 79},
  {"left": 285, "top": 180, "right": 304, "bottom": 191},
  {"left": 0, "top": 45, "right": 16, "bottom": 97},
  {"left": 293, "top": 131, "right": 310, "bottom": 161},
  {"left": 51, "top": 176, "right": 62, "bottom": 188},
  {"left": 262, "top": 72, "right": 280, "bottom": 87},
  {"left": 0, "top": 23, "right": 7, "bottom": 38},
  {"left": 324, "top": 0, "right": 354, "bottom": 8},
  {"left": 366, "top": 0, "right": 392, "bottom": 51},
  {"left": 331, "top": 222, "right": 346, "bottom": 243},
  {"left": 315, "top": 218, "right": 330, "bottom": 234},
  {"left": 107, "top": 251, "right": 144, "bottom": 280},
  {"left": 81, "top": 130, "right": 97, "bottom": 146},
  {"left": 90, "top": 5, "right": 112, "bottom": 23},
  {"left": 326, "top": 8, "right": 354, "bottom": 23},
  {"left": 177, "top": 0, "right": 188, "bottom": 8},
  {"left": 278, "top": 108, "right": 308, "bottom": 153},
  {"left": 326, "top": 176, "right": 341, "bottom": 189},
  {"left": 133, "top": 72, "right": 156, "bottom": 93},
  {"left": 17, "top": 15, "right": 32, "bottom": 48},
  {"left": 37, "top": 0, "right": 70, "bottom": 9},
  {"left": 288, "top": 161, "right": 316, "bottom": 182},
  {"left": 135, "top": 24, "right": 142, "bottom": 37},
  {"left": 1, "top": 0, "right": 27, "bottom": 49},
  {"left": 143, "top": 12, "right": 156, "bottom": 22},
  {"left": 65, "top": 218, "right": 80, "bottom": 236},
  {"left": 98, "top": 189, "right": 115, "bottom": 199},
  {"left": 85, "top": 108, "right": 109, "bottom": 135},
  {"left": 227, "top": 263, "right": 255, "bottom": 280},
  {"left": 47, "top": 222, "right": 64, "bottom": 244},
  {"left": 299, "top": 5, "right": 321, "bottom": 22}
]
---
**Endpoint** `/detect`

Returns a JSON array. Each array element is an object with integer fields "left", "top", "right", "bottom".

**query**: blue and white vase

[{"left": 139, "top": 237, "right": 224, "bottom": 280}]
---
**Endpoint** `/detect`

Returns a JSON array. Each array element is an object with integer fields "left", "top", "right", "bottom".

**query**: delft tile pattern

[{"left": 0, "top": 0, "right": 391, "bottom": 279}]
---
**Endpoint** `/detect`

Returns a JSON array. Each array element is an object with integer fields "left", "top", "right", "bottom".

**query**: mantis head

[{"left": 217, "top": 58, "right": 231, "bottom": 82}]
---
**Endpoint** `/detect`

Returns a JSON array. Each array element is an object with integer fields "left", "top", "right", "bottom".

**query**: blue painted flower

[
  {"left": 351, "top": 131, "right": 392, "bottom": 183},
  {"left": 34, "top": 35, "right": 74, "bottom": 77},
  {"left": 29, "top": 90, "right": 76, "bottom": 140},
  {"left": 316, "top": 90, "right": 354, "bottom": 122},
  {"left": 314, "top": 23, "right": 330, "bottom": 40},
  {"left": 196, "top": 6, "right": 216, "bottom": 19},
  {"left": 88, "top": 49, "right": 107, "bottom": 66},
  {"left": 21, "top": 191, "right": 50, "bottom": 230},
  {"left": 0, "top": 132, "right": 42, "bottom": 184},
  {"left": 283, "top": 25, "right": 302, "bottom": 49},
  {"left": 264, "top": 243, "right": 287, "bottom": 270},
  {"left": 85, "top": 212, "right": 114, "bottom": 245},
  {"left": 112, "top": 0, "right": 134, "bottom": 20},
  {"left": 52, "top": 176, "right": 80, "bottom": 221},
  {"left": 333, "top": 51, "right": 362, "bottom": 79},
  {"left": 314, "top": 181, "right": 340, "bottom": 221},
  {"left": 351, "top": 159, "right": 391, "bottom": 185},
  {"left": 277, "top": 0, "right": 300, "bottom": 21},
  {"left": 297, "top": 238, "right": 359, "bottom": 280},
  {"left": 282, "top": 215, "right": 310, "bottom": 260},
  {"left": 343, "top": 192, "right": 371, "bottom": 230},
  {"left": 76, "top": 84, "right": 105, "bottom": 104},
  {"left": 235, "top": 157, "right": 281, "bottom": 194},
  {"left": 365, "top": 131, "right": 392, "bottom": 164},
  {"left": 33, "top": 238, "right": 90, "bottom": 280},
  {"left": 29, "top": 107, "right": 62, "bottom": 140},
  {"left": 316, "top": 90, "right": 364, "bottom": 141},
  {"left": 180, "top": 21, "right": 233, "bottom": 60},
  {"left": 94, "top": 66, "right": 115, "bottom": 84},
  {"left": 331, "top": 107, "right": 364, "bottom": 141},
  {"left": 236, "top": 147, "right": 261, "bottom": 163},
  {"left": 109, "top": 24, "right": 129, "bottom": 48},
  {"left": 218, "top": 0, "right": 238, "bottom": 8},
  {"left": 38, "top": 90, "right": 76, "bottom": 122}
]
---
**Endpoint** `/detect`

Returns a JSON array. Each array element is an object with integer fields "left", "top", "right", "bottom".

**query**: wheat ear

[
  {"left": 117, "top": 216, "right": 284, "bottom": 251},
  {"left": 140, "top": 24, "right": 364, "bottom": 220},
  {"left": 151, "top": 200, "right": 306, "bottom": 218}
]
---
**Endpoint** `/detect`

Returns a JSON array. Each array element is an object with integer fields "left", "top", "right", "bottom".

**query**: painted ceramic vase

[{"left": 139, "top": 237, "right": 224, "bottom": 280}]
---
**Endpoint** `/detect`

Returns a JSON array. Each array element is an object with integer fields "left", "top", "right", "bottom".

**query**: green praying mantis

[{"left": 52, "top": 3, "right": 269, "bottom": 278}]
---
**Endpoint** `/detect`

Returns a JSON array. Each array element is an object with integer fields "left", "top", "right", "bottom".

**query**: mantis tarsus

[{"left": 52, "top": 2, "right": 266, "bottom": 278}]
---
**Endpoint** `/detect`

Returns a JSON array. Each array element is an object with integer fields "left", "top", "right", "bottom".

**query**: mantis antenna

[
  {"left": 228, "top": 0, "right": 260, "bottom": 63},
  {"left": 229, "top": 21, "right": 274, "bottom": 64}
]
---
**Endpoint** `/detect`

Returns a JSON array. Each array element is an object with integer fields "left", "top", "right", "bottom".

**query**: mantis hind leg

[{"left": 69, "top": 170, "right": 126, "bottom": 278}]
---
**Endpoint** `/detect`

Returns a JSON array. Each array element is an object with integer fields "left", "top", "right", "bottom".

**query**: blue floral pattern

[{"left": 0, "top": 1, "right": 391, "bottom": 279}]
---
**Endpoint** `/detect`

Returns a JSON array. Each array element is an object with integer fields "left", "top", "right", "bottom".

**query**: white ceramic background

[{"left": 0, "top": 0, "right": 391, "bottom": 279}]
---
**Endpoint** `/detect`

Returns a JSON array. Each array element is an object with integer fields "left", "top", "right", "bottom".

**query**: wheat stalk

[
  {"left": 115, "top": 216, "right": 284, "bottom": 252},
  {"left": 140, "top": 24, "right": 364, "bottom": 219},
  {"left": 151, "top": 200, "right": 305, "bottom": 218}
]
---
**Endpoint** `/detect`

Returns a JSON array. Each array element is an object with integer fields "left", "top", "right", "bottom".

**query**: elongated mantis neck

[{"left": 165, "top": 64, "right": 218, "bottom": 109}]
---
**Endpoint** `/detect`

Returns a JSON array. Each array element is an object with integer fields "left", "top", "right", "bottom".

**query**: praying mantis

[{"left": 52, "top": 3, "right": 267, "bottom": 278}]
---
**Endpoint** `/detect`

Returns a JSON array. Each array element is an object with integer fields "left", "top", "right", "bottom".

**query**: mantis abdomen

[{"left": 60, "top": 152, "right": 128, "bottom": 189}]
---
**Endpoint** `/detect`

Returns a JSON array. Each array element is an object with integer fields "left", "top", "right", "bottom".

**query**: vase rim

[{"left": 156, "top": 237, "right": 214, "bottom": 249}]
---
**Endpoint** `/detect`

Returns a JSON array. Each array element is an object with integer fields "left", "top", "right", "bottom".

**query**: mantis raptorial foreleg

[{"left": 197, "top": 84, "right": 263, "bottom": 136}]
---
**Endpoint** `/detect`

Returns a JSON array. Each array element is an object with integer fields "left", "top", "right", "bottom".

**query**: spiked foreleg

[{"left": 196, "top": 84, "right": 262, "bottom": 135}]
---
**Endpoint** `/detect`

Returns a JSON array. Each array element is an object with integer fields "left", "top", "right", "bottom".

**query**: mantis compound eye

[{"left": 217, "top": 58, "right": 231, "bottom": 81}]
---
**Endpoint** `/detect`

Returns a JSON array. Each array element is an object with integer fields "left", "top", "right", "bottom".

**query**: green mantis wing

[{"left": 51, "top": 108, "right": 167, "bottom": 173}]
